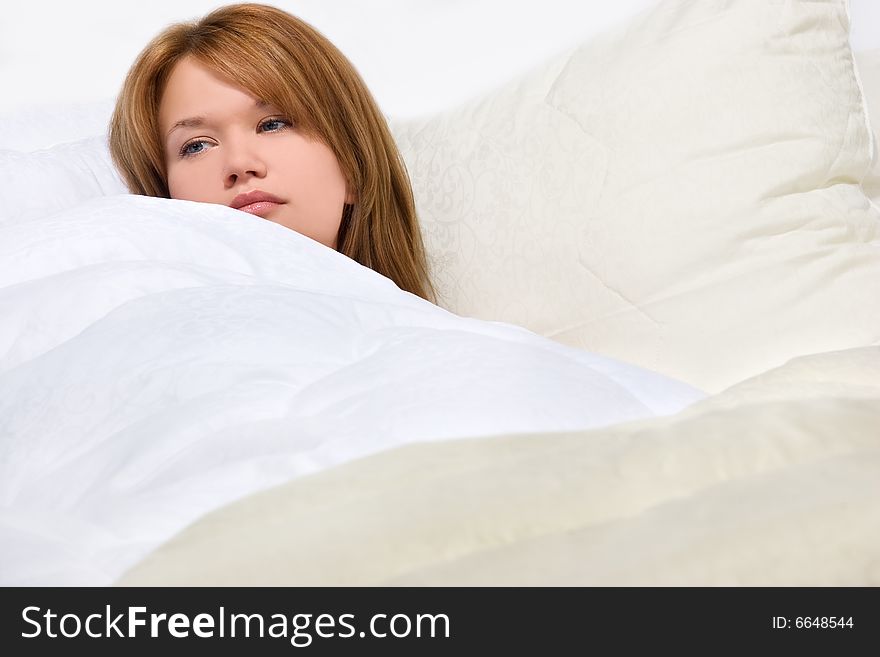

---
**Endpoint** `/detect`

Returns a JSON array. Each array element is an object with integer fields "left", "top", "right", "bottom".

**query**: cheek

[
  {"left": 166, "top": 162, "right": 217, "bottom": 202},
  {"left": 275, "top": 143, "right": 349, "bottom": 247},
  {"left": 290, "top": 145, "right": 349, "bottom": 206}
]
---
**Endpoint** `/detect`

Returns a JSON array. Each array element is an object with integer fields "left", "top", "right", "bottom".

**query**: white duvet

[{"left": 0, "top": 195, "right": 703, "bottom": 585}]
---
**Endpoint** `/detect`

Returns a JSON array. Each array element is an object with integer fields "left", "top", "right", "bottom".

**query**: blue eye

[
  {"left": 179, "top": 140, "right": 209, "bottom": 158},
  {"left": 177, "top": 117, "right": 291, "bottom": 159},
  {"left": 259, "top": 117, "right": 291, "bottom": 132}
]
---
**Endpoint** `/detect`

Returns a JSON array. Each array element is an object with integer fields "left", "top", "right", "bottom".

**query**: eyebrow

[{"left": 165, "top": 99, "right": 270, "bottom": 141}]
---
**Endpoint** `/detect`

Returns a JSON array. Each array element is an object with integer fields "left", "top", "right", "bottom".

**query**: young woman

[{"left": 109, "top": 2, "right": 435, "bottom": 302}]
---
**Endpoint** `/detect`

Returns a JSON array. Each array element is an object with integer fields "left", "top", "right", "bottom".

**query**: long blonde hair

[{"left": 109, "top": 3, "right": 435, "bottom": 302}]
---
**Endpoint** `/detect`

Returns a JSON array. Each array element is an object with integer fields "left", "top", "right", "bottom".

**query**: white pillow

[
  {"left": 0, "top": 99, "right": 116, "bottom": 153},
  {"left": 0, "top": 136, "right": 127, "bottom": 225},
  {"left": 393, "top": 0, "right": 880, "bottom": 392}
]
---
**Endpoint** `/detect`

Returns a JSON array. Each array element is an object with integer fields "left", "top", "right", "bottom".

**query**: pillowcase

[
  {"left": 0, "top": 136, "right": 127, "bottom": 225},
  {"left": 855, "top": 48, "right": 880, "bottom": 205},
  {"left": 0, "top": 99, "right": 115, "bottom": 152},
  {"left": 393, "top": 0, "right": 880, "bottom": 392}
]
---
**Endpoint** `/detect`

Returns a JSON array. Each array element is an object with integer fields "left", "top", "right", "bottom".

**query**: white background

[
  {"left": 0, "top": 0, "right": 651, "bottom": 119},
  {"left": 3, "top": 0, "right": 877, "bottom": 121}
]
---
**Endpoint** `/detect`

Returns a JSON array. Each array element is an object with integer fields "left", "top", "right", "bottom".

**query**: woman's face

[{"left": 159, "top": 57, "right": 353, "bottom": 248}]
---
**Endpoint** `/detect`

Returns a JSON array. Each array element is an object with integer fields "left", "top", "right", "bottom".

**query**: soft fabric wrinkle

[
  {"left": 114, "top": 353, "right": 880, "bottom": 586},
  {"left": 574, "top": 256, "right": 660, "bottom": 327}
]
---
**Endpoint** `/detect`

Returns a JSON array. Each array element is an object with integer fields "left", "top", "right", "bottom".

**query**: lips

[{"left": 230, "top": 190, "right": 284, "bottom": 217}]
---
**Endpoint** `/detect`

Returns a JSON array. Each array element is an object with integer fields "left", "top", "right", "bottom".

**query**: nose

[{"left": 223, "top": 139, "right": 267, "bottom": 187}]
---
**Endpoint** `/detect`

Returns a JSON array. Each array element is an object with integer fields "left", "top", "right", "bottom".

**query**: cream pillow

[
  {"left": 394, "top": 0, "right": 880, "bottom": 392},
  {"left": 856, "top": 48, "right": 880, "bottom": 205}
]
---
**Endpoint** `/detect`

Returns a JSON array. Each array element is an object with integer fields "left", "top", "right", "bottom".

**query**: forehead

[{"left": 159, "top": 58, "right": 267, "bottom": 137}]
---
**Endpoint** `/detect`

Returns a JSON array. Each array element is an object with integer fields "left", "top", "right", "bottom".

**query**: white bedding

[{"left": 0, "top": 195, "right": 703, "bottom": 586}]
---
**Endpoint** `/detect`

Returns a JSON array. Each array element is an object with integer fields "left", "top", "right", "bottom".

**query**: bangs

[{"left": 187, "top": 35, "right": 323, "bottom": 140}]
